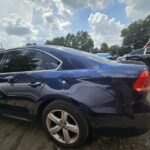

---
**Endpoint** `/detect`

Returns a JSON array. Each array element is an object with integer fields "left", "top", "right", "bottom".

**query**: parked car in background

[
  {"left": 0, "top": 45, "right": 150, "bottom": 148},
  {"left": 96, "top": 53, "right": 112, "bottom": 59},
  {"left": 117, "top": 49, "right": 145, "bottom": 61},
  {"left": 117, "top": 54, "right": 130, "bottom": 61},
  {"left": 126, "top": 48, "right": 150, "bottom": 69},
  {"left": 117, "top": 47, "right": 150, "bottom": 69},
  {"left": 96, "top": 53, "right": 117, "bottom": 60}
]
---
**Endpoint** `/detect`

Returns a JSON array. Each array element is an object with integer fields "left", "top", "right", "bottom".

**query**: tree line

[
  {"left": 45, "top": 31, "right": 94, "bottom": 52},
  {"left": 44, "top": 15, "right": 150, "bottom": 56}
]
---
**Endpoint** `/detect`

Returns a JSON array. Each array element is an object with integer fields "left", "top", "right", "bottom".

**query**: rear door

[{"left": 0, "top": 48, "right": 46, "bottom": 117}]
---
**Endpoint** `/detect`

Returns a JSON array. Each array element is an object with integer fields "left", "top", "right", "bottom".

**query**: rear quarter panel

[{"left": 35, "top": 63, "right": 148, "bottom": 116}]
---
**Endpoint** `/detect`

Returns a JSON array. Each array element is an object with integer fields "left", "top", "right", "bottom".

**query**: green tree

[
  {"left": 109, "top": 45, "right": 120, "bottom": 56},
  {"left": 100, "top": 43, "right": 109, "bottom": 52},
  {"left": 75, "top": 31, "right": 94, "bottom": 52},
  {"left": 118, "top": 47, "right": 132, "bottom": 56},
  {"left": 45, "top": 31, "right": 94, "bottom": 52},
  {"left": 91, "top": 48, "right": 100, "bottom": 54},
  {"left": 52, "top": 37, "right": 65, "bottom": 46},
  {"left": 65, "top": 33, "right": 76, "bottom": 48},
  {"left": 121, "top": 15, "right": 150, "bottom": 49},
  {"left": 45, "top": 40, "right": 52, "bottom": 45},
  {"left": 45, "top": 37, "right": 65, "bottom": 46}
]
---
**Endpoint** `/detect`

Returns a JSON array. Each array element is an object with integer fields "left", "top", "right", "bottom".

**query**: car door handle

[{"left": 28, "top": 82, "right": 42, "bottom": 87}]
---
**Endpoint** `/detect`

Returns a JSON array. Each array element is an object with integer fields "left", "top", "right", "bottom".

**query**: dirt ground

[{"left": 0, "top": 116, "right": 150, "bottom": 150}]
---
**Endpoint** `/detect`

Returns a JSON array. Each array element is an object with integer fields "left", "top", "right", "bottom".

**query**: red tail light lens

[{"left": 133, "top": 71, "right": 150, "bottom": 93}]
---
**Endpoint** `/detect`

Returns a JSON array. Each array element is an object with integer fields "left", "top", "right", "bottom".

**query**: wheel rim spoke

[
  {"left": 46, "top": 110, "right": 79, "bottom": 144},
  {"left": 62, "top": 128, "right": 71, "bottom": 144},
  {"left": 65, "top": 123, "right": 79, "bottom": 134},
  {"left": 61, "top": 111, "right": 68, "bottom": 122},
  {"left": 48, "top": 113, "right": 60, "bottom": 124},
  {"left": 49, "top": 125, "right": 61, "bottom": 134}
]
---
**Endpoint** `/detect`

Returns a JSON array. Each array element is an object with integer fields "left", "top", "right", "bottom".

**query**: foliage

[
  {"left": 45, "top": 31, "right": 94, "bottom": 52},
  {"left": 121, "top": 15, "right": 150, "bottom": 49},
  {"left": 45, "top": 37, "right": 65, "bottom": 46},
  {"left": 109, "top": 45, "right": 120, "bottom": 56},
  {"left": 117, "top": 47, "right": 132, "bottom": 56},
  {"left": 65, "top": 34, "right": 77, "bottom": 48},
  {"left": 91, "top": 48, "right": 100, "bottom": 54},
  {"left": 100, "top": 43, "right": 109, "bottom": 52}
]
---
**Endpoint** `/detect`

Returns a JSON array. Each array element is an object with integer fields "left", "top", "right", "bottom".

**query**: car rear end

[{"left": 89, "top": 60, "right": 150, "bottom": 133}]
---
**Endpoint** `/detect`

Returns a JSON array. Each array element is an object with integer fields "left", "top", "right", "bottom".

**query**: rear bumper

[{"left": 91, "top": 113, "right": 150, "bottom": 130}]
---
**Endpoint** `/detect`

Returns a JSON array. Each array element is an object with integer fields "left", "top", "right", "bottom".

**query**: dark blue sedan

[{"left": 0, "top": 45, "right": 150, "bottom": 148}]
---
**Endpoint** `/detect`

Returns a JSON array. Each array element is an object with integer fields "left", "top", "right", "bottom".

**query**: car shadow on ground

[{"left": 0, "top": 115, "right": 149, "bottom": 150}]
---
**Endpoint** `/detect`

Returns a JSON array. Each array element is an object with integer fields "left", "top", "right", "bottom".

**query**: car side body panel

[{"left": 34, "top": 63, "right": 148, "bottom": 115}]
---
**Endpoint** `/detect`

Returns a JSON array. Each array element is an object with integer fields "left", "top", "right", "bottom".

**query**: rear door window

[{"left": 1, "top": 49, "right": 45, "bottom": 73}]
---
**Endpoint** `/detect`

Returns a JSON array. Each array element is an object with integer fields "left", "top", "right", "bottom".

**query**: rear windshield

[
  {"left": 56, "top": 46, "right": 111, "bottom": 64},
  {"left": 45, "top": 46, "right": 114, "bottom": 70},
  {"left": 81, "top": 51, "right": 111, "bottom": 64}
]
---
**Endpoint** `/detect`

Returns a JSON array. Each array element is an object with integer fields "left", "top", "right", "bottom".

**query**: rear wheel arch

[{"left": 36, "top": 96, "right": 90, "bottom": 122}]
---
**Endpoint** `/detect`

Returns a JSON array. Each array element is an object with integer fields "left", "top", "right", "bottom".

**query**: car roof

[
  {"left": 5, "top": 45, "right": 96, "bottom": 61},
  {"left": 5, "top": 45, "right": 62, "bottom": 52},
  {"left": 5, "top": 45, "right": 85, "bottom": 56}
]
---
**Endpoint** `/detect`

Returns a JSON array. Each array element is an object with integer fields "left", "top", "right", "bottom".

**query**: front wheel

[{"left": 42, "top": 100, "right": 89, "bottom": 148}]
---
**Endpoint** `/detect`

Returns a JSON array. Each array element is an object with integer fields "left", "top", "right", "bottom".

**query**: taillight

[{"left": 133, "top": 71, "right": 150, "bottom": 93}]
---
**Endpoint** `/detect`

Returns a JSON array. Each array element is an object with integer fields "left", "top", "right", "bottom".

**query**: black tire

[{"left": 42, "top": 100, "right": 89, "bottom": 148}]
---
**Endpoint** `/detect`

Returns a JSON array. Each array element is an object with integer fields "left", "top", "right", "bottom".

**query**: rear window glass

[
  {"left": 45, "top": 46, "right": 114, "bottom": 70},
  {"left": 56, "top": 46, "right": 111, "bottom": 64},
  {"left": 43, "top": 53, "right": 61, "bottom": 70},
  {"left": 1, "top": 49, "right": 45, "bottom": 72}
]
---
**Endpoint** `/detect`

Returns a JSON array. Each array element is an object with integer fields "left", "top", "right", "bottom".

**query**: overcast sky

[{"left": 0, "top": 0, "right": 150, "bottom": 49}]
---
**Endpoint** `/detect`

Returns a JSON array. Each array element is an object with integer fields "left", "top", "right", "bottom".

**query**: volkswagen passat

[{"left": 0, "top": 45, "right": 150, "bottom": 148}]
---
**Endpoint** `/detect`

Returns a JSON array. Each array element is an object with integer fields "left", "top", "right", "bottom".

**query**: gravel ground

[{"left": 0, "top": 116, "right": 150, "bottom": 150}]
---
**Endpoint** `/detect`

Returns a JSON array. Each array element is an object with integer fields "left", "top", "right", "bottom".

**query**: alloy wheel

[{"left": 46, "top": 109, "right": 79, "bottom": 144}]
